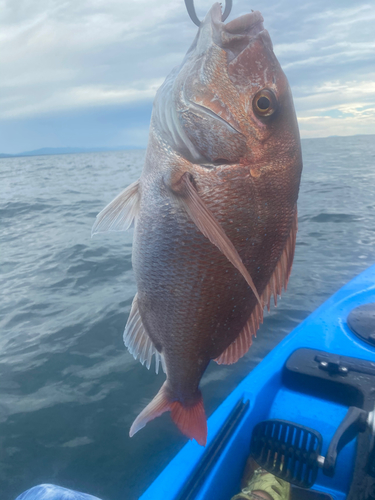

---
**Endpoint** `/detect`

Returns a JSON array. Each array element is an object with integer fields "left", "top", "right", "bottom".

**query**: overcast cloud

[{"left": 1, "top": 0, "right": 374, "bottom": 153}]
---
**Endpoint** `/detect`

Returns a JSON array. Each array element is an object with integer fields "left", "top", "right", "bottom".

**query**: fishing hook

[{"left": 184, "top": 0, "right": 232, "bottom": 27}]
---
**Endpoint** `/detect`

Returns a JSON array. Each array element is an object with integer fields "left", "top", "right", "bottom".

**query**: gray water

[{"left": 1, "top": 135, "right": 375, "bottom": 500}]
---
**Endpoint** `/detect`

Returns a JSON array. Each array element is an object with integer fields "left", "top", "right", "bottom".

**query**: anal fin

[
  {"left": 92, "top": 179, "right": 140, "bottom": 236},
  {"left": 124, "top": 294, "right": 166, "bottom": 374},
  {"left": 215, "top": 208, "right": 298, "bottom": 365}
]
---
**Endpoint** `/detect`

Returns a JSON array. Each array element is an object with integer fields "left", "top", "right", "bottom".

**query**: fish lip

[
  {"left": 206, "top": 3, "right": 264, "bottom": 33},
  {"left": 205, "top": 5, "right": 266, "bottom": 58},
  {"left": 189, "top": 5, "right": 266, "bottom": 61},
  {"left": 224, "top": 11, "right": 264, "bottom": 35}
]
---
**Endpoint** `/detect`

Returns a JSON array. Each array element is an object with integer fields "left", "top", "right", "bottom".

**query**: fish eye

[{"left": 253, "top": 89, "right": 277, "bottom": 117}]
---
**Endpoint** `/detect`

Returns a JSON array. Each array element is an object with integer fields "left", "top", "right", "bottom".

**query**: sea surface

[{"left": 1, "top": 135, "right": 375, "bottom": 500}]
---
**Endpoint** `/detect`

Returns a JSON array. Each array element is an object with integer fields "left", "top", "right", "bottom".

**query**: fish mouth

[
  {"left": 205, "top": 3, "right": 268, "bottom": 61},
  {"left": 224, "top": 11, "right": 264, "bottom": 36}
]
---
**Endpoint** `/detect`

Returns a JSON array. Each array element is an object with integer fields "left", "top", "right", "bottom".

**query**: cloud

[
  {"left": 1, "top": 0, "right": 374, "bottom": 152},
  {"left": 292, "top": 77, "right": 375, "bottom": 137},
  {"left": 0, "top": 0, "right": 188, "bottom": 121},
  {"left": 0, "top": 80, "right": 163, "bottom": 119}
]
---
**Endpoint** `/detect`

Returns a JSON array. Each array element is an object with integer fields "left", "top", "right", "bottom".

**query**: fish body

[{"left": 93, "top": 3, "right": 302, "bottom": 446}]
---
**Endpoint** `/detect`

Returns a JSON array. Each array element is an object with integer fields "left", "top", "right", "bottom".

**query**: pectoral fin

[
  {"left": 92, "top": 180, "right": 140, "bottom": 236},
  {"left": 173, "top": 172, "right": 260, "bottom": 305}
]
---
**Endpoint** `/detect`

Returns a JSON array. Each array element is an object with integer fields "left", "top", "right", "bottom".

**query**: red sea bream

[{"left": 92, "top": 3, "right": 302, "bottom": 446}]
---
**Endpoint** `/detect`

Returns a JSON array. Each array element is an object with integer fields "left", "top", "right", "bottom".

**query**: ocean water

[{"left": 1, "top": 135, "right": 375, "bottom": 500}]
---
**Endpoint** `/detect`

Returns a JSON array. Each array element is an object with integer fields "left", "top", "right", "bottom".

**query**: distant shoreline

[
  {"left": 1, "top": 134, "right": 374, "bottom": 159},
  {"left": 0, "top": 146, "right": 144, "bottom": 159}
]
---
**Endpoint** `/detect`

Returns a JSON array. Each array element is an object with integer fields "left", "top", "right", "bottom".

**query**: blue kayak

[{"left": 17, "top": 264, "right": 375, "bottom": 500}]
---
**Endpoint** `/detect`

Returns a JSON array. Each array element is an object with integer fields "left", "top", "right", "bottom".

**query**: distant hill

[
  {"left": 0, "top": 146, "right": 142, "bottom": 159},
  {"left": 1, "top": 134, "right": 374, "bottom": 159}
]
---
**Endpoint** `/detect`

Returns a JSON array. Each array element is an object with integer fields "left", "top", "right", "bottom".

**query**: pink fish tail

[
  {"left": 129, "top": 382, "right": 207, "bottom": 446},
  {"left": 171, "top": 396, "right": 207, "bottom": 446}
]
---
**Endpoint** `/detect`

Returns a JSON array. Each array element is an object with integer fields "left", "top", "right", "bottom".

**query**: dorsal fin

[
  {"left": 173, "top": 172, "right": 261, "bottom": 305},
  {"left": 215, "top": 208, "right": 298, "bottom": 365},
  {"left": 92, "top": 180, "right": 140, "bottom": 236},
  {"left": 124, "top": 294, "right": 166, "bottom": 374}
]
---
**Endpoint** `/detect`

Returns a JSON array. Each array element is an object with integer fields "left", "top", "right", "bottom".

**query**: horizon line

[{"left": 1, "top": 133, "right": 374, "bottom": 159}]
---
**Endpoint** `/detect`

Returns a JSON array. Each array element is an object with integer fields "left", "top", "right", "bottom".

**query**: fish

[{"left": 92, "top": 3, "right": 302, "bottom": 446}]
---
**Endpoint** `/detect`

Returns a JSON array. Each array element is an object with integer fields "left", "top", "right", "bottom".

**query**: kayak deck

[{"left": 141, "top": 264, "right": 375, "bottom": 500}]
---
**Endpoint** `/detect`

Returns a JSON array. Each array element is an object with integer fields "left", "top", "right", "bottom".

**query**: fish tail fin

[
  {"left": 129, "top": 382, "right": 207, "bottom": 446},
  {"left": 129, "top": 382, "right": 171, "bottom": 437},
  {"left": 171, "top": 395, "right": 207, "bottom": 446}
]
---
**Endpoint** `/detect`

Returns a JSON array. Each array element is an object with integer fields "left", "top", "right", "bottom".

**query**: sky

[{"left": 1, "top": 0, "right": 374, "bottom": 154}]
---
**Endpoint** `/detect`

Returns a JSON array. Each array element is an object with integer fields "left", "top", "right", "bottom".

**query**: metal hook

[{"left": 184, "top": 0, "right": 233, "bottom": 27}]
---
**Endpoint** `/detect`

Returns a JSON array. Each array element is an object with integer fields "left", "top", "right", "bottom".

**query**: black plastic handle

[{"left": 323, "top": 406, "right": 368, "bottom": 477}]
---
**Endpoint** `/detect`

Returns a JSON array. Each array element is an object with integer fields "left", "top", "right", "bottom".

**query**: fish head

[{"left": 153, "top": 3, "right": 302, "bottom": 177}]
